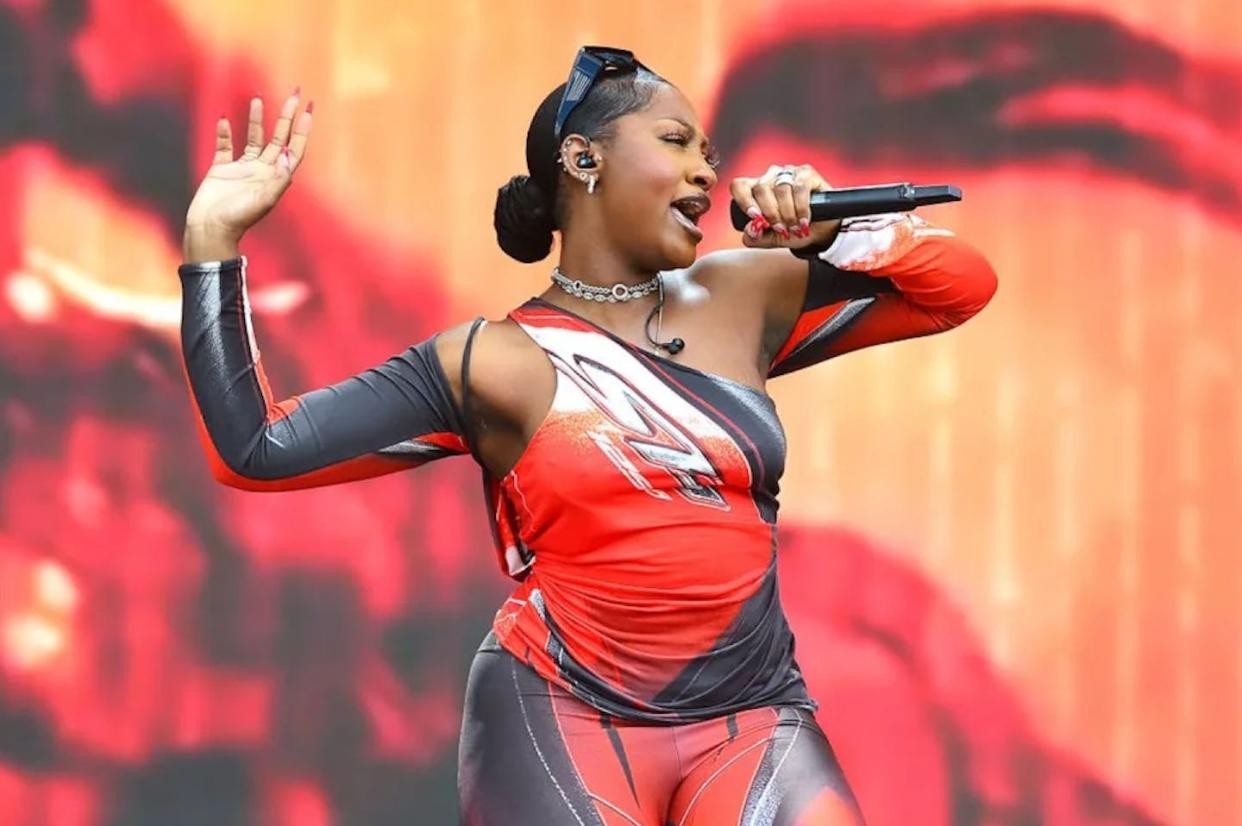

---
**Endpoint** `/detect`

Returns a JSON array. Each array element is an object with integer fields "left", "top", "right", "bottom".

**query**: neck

[
  {"left": 556, "top": 218, "right": 657, "bottom": 289},
  {"left": 544, "top": 217, "right": 664, "bottom": 333}
]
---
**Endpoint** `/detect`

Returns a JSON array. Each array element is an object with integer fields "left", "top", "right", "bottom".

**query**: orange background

[{"left": 2, "top": 0, "right": 1241, "bottom": 823}]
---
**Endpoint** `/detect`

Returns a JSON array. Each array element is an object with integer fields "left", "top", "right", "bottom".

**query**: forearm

[
  {"left": 819, "top": 214, "right": 996, "bottom": 322},
  {"left": 769, "top": 214, "right": 997, "bottom": 375},
  {"left": 178, "top": 257, "right": 467, "bottom": 490}
]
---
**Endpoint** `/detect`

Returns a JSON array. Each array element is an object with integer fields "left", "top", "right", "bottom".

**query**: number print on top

[{"left": 485, "top": 298, "right": 813, "bottom": 722}]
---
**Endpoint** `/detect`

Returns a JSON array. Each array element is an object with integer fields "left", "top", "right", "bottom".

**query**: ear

[{"left": 558, "top": 134, "right": 604, "bottom": 175}]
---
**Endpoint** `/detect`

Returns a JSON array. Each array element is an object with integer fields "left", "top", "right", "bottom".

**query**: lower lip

[{"left": 670, "top": 208, "right": 703, "bottom": 241}]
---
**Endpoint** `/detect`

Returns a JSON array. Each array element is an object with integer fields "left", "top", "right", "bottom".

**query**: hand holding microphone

[{"left": 729, "top": 164, "right": 961, "bottom": 255}]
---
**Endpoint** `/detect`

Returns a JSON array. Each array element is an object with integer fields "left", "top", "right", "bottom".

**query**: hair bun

[{"left": 494, "top": 175, "right": 556, "bottom": 263}]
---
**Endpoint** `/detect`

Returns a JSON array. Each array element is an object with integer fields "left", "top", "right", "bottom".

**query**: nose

[{"left": 692, "top": 161, "right": 717, "bottom": 191}]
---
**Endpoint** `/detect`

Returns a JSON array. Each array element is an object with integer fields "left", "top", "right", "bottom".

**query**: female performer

[{"left": 178, "top": 46, "right": 997, "bottom": 825}]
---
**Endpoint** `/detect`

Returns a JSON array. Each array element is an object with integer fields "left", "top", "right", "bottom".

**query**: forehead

[{"left": 630, "top": 83, "right": 702, "bottom": 131}]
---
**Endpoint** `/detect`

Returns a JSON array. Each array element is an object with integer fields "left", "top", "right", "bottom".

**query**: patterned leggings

[{"left": 458, "top": 635, "right": 864, "bottom": 825}]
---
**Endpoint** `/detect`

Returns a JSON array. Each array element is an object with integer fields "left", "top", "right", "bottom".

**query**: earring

[{"left": 587, "top": 175, "right": 597, "bottom": 195}]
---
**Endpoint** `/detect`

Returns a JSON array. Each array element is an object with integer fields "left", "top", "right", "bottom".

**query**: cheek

[{"left": 611, "top": 150, "right": 682, "bottom": 217}]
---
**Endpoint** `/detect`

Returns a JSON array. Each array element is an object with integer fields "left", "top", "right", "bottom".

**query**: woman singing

[{"left": 178, "top": 46, "right": 996, "bottom": 825}]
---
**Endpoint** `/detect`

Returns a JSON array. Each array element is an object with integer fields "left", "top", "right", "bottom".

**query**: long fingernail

[
  {"left": 306, "top": 100, "right": 315, "bottom": 114},
  {"left": 754, "top": 216, "right": 769, "bottom": 231},
  {"left": 799, "top": 218, "right": 810, "bottom": 235},
  {"left": 747, "top": 206, "right": 763, "bottom": 219},
  {"left": 772, "top": 224, "right": 789, "bottom": 240}
]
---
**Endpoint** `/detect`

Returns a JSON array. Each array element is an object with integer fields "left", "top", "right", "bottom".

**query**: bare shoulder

[
  {"left": 433, "top": 316, "right": 550, "bottom": 427},
  {"left": 689, "top": 247, "right": 806, "bottom": 302},
  {"left": 686, "top": 247, "right": 809, "bottom": 330}
]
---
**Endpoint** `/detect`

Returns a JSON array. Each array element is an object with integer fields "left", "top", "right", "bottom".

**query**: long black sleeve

[{"left": 178, "top": 256, "right": 468, "bottom": 491}]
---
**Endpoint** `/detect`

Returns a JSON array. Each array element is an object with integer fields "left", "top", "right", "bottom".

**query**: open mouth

[{"left": 669, "top": 195, "right": 710, "bottom": 241}]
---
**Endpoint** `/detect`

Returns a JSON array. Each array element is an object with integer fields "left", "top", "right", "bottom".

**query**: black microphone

[{"left": 729, "top": 183, "right": 961, "bottom": 231}]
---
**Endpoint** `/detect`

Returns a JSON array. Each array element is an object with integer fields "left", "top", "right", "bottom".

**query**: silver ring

[{"left": 772, "top": 167, "right": 797, "bottom": 187}]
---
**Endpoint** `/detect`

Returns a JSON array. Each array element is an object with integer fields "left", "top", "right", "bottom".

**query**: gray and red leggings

[{"left": 458, "top": 635, "right": 864, "bottom": 826}]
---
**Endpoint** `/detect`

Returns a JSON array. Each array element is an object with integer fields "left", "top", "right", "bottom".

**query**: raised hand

[{"left": 183, "top": 91, "right": 313, "bottom": 259}]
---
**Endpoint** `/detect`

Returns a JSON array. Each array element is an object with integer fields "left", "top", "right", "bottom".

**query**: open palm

[{"left": 185, "top": 92, "right": 313, "bottom": 239}]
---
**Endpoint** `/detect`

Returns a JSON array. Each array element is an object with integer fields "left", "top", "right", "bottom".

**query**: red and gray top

[{"left": 177, "top": 212, "right": 996, "bottom": 721}]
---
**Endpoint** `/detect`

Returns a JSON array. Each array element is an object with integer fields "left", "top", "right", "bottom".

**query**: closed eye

[{"left": 663, "top": 130, "right": 720, "bottom": 168}]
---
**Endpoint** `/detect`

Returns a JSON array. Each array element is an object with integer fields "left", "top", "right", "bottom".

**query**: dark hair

[{"left": 494, "top": 67, "right": 666, "bottom": 263}]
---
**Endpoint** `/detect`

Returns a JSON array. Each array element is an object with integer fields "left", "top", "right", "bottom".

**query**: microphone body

[{"left": 729, "top": 183, "right": 961, "bottom": 231}]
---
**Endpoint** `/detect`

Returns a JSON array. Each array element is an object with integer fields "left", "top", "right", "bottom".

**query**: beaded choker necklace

[{"left": 551, "top": 267, "right": 659, "bottom": 303}]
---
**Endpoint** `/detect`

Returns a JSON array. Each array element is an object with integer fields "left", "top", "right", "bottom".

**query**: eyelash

[{"left": 663, "top": 133, "right": 721, "bottom": 169}]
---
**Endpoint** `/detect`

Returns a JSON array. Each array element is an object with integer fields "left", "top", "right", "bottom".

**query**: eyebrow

[{"left": 660, "top": 116, "right": 714, "bottom": 148}]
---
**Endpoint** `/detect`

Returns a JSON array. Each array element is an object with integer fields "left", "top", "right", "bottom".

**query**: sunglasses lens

[
  {"left": 554, "top": 47, "right": 643, "bottom": 139},
  {"left": 565, "top": 67, "right": 593, "bottom": 105}
]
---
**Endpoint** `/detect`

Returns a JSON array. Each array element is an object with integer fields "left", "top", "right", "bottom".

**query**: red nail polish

[
  {"left": 776, "top": 227, "right": 790, "bottom": 240},
  {"left": 800, "top": 219, "right": 810, "bottom": 234},
  {"left": 306, "top": 100, "right": 315, "bottom": 114}
]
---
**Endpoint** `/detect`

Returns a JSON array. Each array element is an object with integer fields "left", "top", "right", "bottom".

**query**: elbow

[
  {"left": 190, "top": 413, "right": 294, "bottom": 492},
  {"left": 206, "top": 452, "right": 270, "bottom": 491},
  {"left": 945, "top": 246, "right": 999, "bottom": 327},
  {"left": 187, "top": 397, "right": 274, "bottom": 491},
  {"left": 203, "top": 441, "right": 336, "bottom": 493},
  {"left": 211, "top": 469, "right": 262, "bottom": 492},
  {"left": 976, "top": 253, "right": 1000, "bottom": 306},
  {"left": 193, "top": 425, "right": 277, "bottom": 491}
]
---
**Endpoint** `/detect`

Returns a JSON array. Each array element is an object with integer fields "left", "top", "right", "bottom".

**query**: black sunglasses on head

[{"left": 553, "top": 46, "right": 650, "bottom": 141}]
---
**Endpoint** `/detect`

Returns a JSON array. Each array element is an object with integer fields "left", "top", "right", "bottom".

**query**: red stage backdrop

[{"left": 2, "top": 0, "right": 1240, "bottom": 823}]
